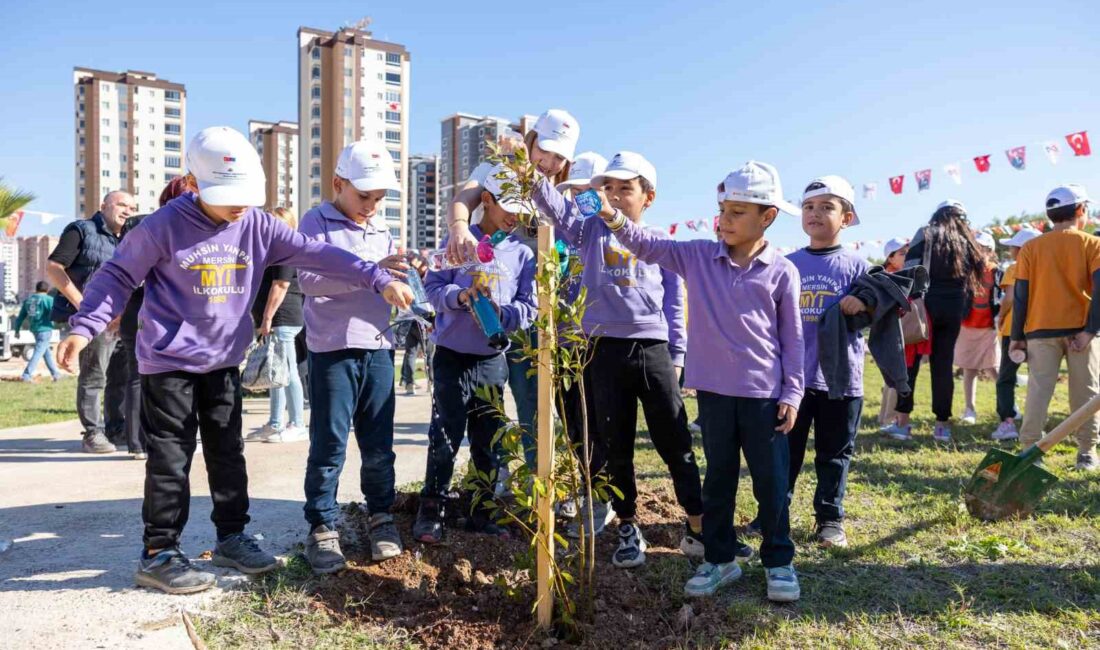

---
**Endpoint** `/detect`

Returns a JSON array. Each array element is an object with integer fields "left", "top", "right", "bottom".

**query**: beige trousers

[{"left": 1020, "top": 336, "right": 1100, "bottom": 452}]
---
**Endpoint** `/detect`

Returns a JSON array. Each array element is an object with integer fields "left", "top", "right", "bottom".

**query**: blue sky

[{"left": 3, "top": 0, "right": 1098, "bottom": 252}]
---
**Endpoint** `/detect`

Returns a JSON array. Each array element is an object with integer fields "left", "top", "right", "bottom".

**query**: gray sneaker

[
  {"left": 82, "top": 432, "right": 116, "bottom": 454},
  {"left": 1076, "top": 451, "right": 1100, "bottom": 472},
  {"left": 211, "top": 533, "right": 278, "bottom": 574},
  {"left": 369, "top": 513, "right": 403, "bottom": 561},
  {"left": 305, "top": 525, "right": 346, "bottom": 574},
  {"left": 565, "top": 499, "right": 614, "bottom": 539},
  {"left": 134, "top": 548, "right": 216, "bottom": 595}
]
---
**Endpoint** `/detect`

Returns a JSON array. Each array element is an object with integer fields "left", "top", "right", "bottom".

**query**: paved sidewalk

[{"left": 0, "top": 386, "right": 451, "bottom": 649}]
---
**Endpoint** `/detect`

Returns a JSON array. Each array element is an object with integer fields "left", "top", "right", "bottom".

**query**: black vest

[{"left": 51, "top": 212, "right": 120, "bottom": 322}]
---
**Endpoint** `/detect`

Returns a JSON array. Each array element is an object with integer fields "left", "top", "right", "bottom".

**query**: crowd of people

[{"left": 30, "top": 108, "right": 1098, "bottom": 605}]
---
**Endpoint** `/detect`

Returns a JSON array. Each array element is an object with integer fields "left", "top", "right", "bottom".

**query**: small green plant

[{"left": 945, "top": 534, "right": 1030, "bottom": 561}]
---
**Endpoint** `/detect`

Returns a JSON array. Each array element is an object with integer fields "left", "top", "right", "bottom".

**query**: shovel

[{"left": 964, "top": 391, "right": 1100, "bottom": 521}]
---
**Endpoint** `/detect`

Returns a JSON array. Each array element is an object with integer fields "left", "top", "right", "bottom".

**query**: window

[
  {"left": 165, "top": 90, "right": 180, "bottom": 102},
  {"left": 134, "top": 136, "right": 140, "bottom": 145},
  {"left": 101, "top": 118, "right": 110, "bottom": 126},
  {"left": 79, "top": 136, "right": 85, "bottom": 145},
  {"left": 344, "top": 48, "right": 352, "bottom": 58},
  {"left": 311, "top": 66, "right": 321, "bottom": 80},
  {"left": 78, "top": 103, "right": 84, "bottom": 112},
  {"left": 101, "top": 101, "right": 110, "bottom": 109},
  {"left": 120, "top": 121, "right": 128, "bottom": 129},
  {"left": 148, "top": 88, "right": 155, "bottom": 97},
  {"left": 101, "top": 83, "right": 110, "bottom": 92},
  {"left": 119, "top": 103, "right": 127, "bottom": 112},
  {"left": 385, "top": 111, "right": 400, "bottom": 123},
  {"left": 389, "top": 150, "right": 400, "bottom": 162},
  {"left": 164, "top": 140, "right": 181, "bottom": 151},
  {"left": 385, "top": 130, "right": 400, "bottom": 143},
  {"left": 120, "top": 171, "right": 127, "bottom": 180},
  {"left": 121, "top": 154, "right": 128, "bottom": 163},
  {"left": 344, "top": 67, "right": 353, "bottom": 78},
  {"left": 389, "top": 226, "right": 400, "bottom": 238},
  {"left": 79, "top": 170, "right": 85, "bottom": 178},
  {"left": 311, "top": 48, "right": 320, "bottom": 60},
  {"left": 165, "top": 173, "right": 176, "bottom": 183},
  {"left": 311, "top": 105, "right": 320, "bottom": 118},
  {"left": 311, "top": 86, "right": 320, "bottom": 99},
  {"left": 149, "top": 106, "right": 154, "bottom": 113},
  {"left": 101, "top": 135, "right": 110, "bottom": 143},
  {"left": 78, "top": 119, "right": 84, "bottom": 129},
  {"left": 417, "top": 163, "right": 426, "bottom": 172},
  {"left": 165, "top": 124, "right": 180, "bottom": 135},
  {"left": 311, "top": 185, "right": 321, "bottom": 198},
  {"left": 344, "top": 88, "right": 351, "bottom": 98},
  {"left": 385, "top": 189, "right": 400, "bottom": 199},
  {"left": 150, "top": 123, "right": 156, "bottom": 130},
  {"left": 385, "top": 90, "right": 400, "bottom": 103},
  {"left": 149, "top": 158, "right": 156, "bottom": 166},
  {"left": 165, "top": 107, "right": 181, "bottom": 117},
  {"left": 311, "top": 145, "right": 321, "bottom": 158},
  {"left": 165, "top": 155, "right": 181, "bottom": 168},
  {"left": 311, "top": 165, "right": 320, "bottom": 176},
  {"left": 386, "top": 52, "right": 401, "bottom": 66},
  {"left": 385, "top": 207, "right": 400, "bottom": 217},
  {"left": 418, "top": 186, "right": 426, "bottom": 194},
  {"left": 102, "top": 170, "right": 110, "bottom": 177},
  {"left": 311, "top": 126, "right": 320, "bottom": 138},
  {"left": 385, "top": 72, "right": 401, "bottom": 85}
]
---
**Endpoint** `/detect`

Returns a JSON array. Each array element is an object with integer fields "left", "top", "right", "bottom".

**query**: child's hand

[
  {"left": 378, "top": 254, "right": 410, "bottom": 280},
  {"left": 57, "top": 334, "right": 89, "bottom": 374},
  {"left": 458, "top": 285, "right": 491, "bottom": 307},
  {"left": 382, "top": 282, "right": 414, "bottom": 310},
  {"left": 1069, "top": 331, "right": 1095, "bottom": 353},
  {"left": 775, "top": 404, "right": 797, "bottom": 434},
  {"left": 839, "top": 296, "right": 867, "bottom": 316},
  {"left": 595, "top": 189, "right": 616, "bottom": 220}
]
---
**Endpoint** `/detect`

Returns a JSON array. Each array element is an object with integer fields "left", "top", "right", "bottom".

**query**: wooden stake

[{"left": 535, "top": 224, "right": 556, "bottom": 628}]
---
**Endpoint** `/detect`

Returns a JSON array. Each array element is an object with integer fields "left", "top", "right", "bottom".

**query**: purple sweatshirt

[
  {"left": 299, "top": 202, "right": 396, "bottom": 353},
  {"left": 533, "top": 181, "right": 687, "bottom": 366},
  {"left": 786, "top": 246, "right": 869, "bottom": 397},
  {"left": 610, "top": 219, "right": 804, "bottom": 407},
  {"left": 425, "top": 224, "right": 536, "bottom": 356},
  {"left": 68, "top": 195, "right": 395, "bottom": 375}
]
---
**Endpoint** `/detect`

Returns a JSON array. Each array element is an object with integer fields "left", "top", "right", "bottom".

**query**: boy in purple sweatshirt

[
  {"left": 533, "top": 151, "right": 703, "bottom": 569},
  {"left": 297, "top": 141, "right": 417, "bottom": 573},
  {"left": 413, "top": 164, "right": 537, "bottom": 544},
  {"left": 56, "top": 127, "right": 413, "bottom": 595},
  {"left": 595, "top": 161, "right": 804, "bottom": 602}
]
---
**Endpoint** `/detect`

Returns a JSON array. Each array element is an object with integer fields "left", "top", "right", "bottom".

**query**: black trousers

[
  {"left": 995, "top": 336, "right": 1021, "bottom": 421},
  {"left": 895, "top": 292, "right": 965, "bottom": 421},
  {"left": 421, "top": 346, "right": 507, "bottom": 523},
  {"left": 105, "top": 338, "right": 128, "bottom": 439},
  {"left": 786, "top": 389, "right": 863, "bottom": 522},
  {"left": 119, "top": 331, "right": 144, "bottom": 453},
  {"left": 698, "top": 392, "right": 794, "bottom": 567},
  {"left": 588, "top": 337, "right": 702, "bottom": 520},
  {"left": 141, "top": 368, "right": 249, "bottom": 550}
]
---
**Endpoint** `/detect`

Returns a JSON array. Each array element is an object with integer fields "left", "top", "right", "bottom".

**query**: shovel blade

[{"left": 964, "top": 447, "right": 1059, "bottom": 520}]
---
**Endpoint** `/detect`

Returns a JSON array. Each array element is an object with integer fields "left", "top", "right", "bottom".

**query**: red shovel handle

[{"left": 1036, "top": 391, "right": 1100, "bottom": 454}]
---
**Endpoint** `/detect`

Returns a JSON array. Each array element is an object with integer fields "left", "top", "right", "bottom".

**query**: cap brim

[
  {"left": 591, "top": 169, "right": 655, "bottom": 190},
  {"left": 197, "top": 180, "right": 266, "bottom": 207},
  {"left": 556, "top": 178, "right": 590, "bottom": 192},
  {"left": 497, "top": 199, "right": 524, "bottom": 214},
  {"left": 775, "top": 199, "right": 801, "bottom": 216},
  {"left": 349, "top": 177, "right": 400, "bottom": 193},
  {"left": 537, "top": 137, "right": 576, "bottom": 162}
]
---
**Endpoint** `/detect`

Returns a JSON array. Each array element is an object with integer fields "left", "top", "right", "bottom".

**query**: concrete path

[{"left": 0, "top": 372, "right": 467, "bottom": 649}]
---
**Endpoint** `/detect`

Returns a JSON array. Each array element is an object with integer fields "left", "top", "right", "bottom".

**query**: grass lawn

[
  {"left": 0, "top": 377, "right": 79, "bottom": 429},
  {"left": 197, "top": 360, "right": 1100, "bottom": 648}
]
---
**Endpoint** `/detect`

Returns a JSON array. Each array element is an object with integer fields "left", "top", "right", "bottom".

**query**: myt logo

[
  {"left": 192, "top": 263, "right": 247, "bottom": 287},
  {"left": 604, "top": 247, "right": 634, "bottom": 267},
  {"left": 800, "top": 289, "right": 837, "bottom": 310}
]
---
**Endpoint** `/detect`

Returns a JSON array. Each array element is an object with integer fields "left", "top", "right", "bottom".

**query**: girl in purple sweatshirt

[
  {"left": 532, "top": 151, "right": 702, "bottom": 570},
  {"left": 57, "top": 127, "right": 412, "bottom": 596}
]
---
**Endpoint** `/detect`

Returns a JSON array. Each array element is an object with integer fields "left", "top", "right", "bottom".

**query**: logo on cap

[{"left": 223, "top": 156, "right": 236, "bottom": 163}]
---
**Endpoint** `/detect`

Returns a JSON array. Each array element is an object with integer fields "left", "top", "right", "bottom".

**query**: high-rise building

[
  {"left": 438, "top": 113, "right": 535, "bottom": 241},
  {"left": 297, "top": 24, "right": 410, "bottom": 245},
  {"left": 407, "top": 155, "right": 438, "bottom": 250},
  {"left": 16, "top": 235, "right": 60, "bottom": 300},
  {"left": 0, "top": 239, "right": 18, "bottom": 304},
  {"left": 74, "top": 68, "right": 187, "bottom": 217},
  {"left": 248, "top": 120, "right": 299, "bottom": 212}
]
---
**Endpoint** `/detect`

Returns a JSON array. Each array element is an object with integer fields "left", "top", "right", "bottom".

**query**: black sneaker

[
  {"left": 816, "top": 520, "right": 848, "bottom": 548},
  {"left": 743, "top": 518, "right": 762, "bottom": 537},
  {"left": 413, "top": 498, "right": 444, "bottom": 544},
  {"left": 734, "top": 540, "right": 754, "bottom": 563},
  {"left": 134, "top": 548, "right": 216, "bottom": 595},
  {"left": 612, "top": 523, "right": 647, "bottom": 568},
  {"left": 212, "top": 533, "right": 278, "bottom": 574}
]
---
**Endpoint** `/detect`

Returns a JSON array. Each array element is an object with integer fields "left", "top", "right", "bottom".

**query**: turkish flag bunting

[
  {"left": 669, "top": 223, "right": 678, "bottom": 236},
  {"left": 1066, "top": 131, "right": 1092, "bottom": 157},
  {"left": 685, "top": 220, "right": 699, "bottom": 231},
  {"left": 974, "top": 155, "right": 991, "bottom": 173},
  {"left": 889, "top": 175, "right": 904, "bottom": 194}
]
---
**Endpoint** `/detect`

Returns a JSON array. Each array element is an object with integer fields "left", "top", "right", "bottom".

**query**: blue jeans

[
  {"left": 507, "top": 336, "right": 538, "bottom": 466},
  {"left": 268, "top": 326, "right": 305, "bottom": 430},
  {"left": 22, "top": 330, "right": 60, "bottom": 380},
  {"left": 304, "top": 348, "right": 396, "bottom": 528}
]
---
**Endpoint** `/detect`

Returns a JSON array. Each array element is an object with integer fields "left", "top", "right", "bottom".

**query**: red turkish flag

[
  {"left": 1066, "top": 131, "right": 1092, "bottom": 157},
  {"left": 713, "top": 216, "right": 719, "bottom": 232},
  {"left": 973, "top": 155, "right": 991, "bottom": 173},
  {"left": 889, "top": 175, "right": 904, "bottom": 194},
  {"left": 669, "top": 223, "right": 678, "bottom": 236}
]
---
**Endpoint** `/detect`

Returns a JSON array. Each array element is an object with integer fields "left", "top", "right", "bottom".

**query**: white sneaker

[
  {"left": 246, "top": 423, "right": 279, "bottom": 441},
  {"left": 766, "top": 564, "right": 801, "bottom": 602},
  {"left": 961, "top": 409, "right": 977, "bottom": 425},
  {"left": 265, "top": 425, "right": 308, "bottom": 443},
  {"left": 194, "top": 439, "right": 203, "bottom": 455},
  {"left": 991, "top": 421, "right": 1019, "bottom": 441}
]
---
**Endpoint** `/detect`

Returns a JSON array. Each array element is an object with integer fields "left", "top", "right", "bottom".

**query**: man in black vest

[{"left": 47, "top": 190, "right": 136, "bottom": 453}]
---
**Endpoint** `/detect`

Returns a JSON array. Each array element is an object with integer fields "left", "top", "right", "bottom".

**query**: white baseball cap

[
  {"left": 556, "top": 152, "right": 608, "bottom": 191},
  {"left": 1004, "top": 227, "right": 1042, "bottom": 248},
  {"left": 186, "top": 127, "right": 266, "bottom": 207},
  {"left": 335, "top": 141, "right": 400, "bottom": 192},
  {"left": 936, "top": 199, "right": 967, "bottom": 215},
  {"left": 802, "top": 175, "right": 859, "bottom": 225},
  {"left": 884, "top": 237, "right": 909, "bottom": 257},
  {"left": 717, "top": 161, "right": 799, "bottom": 216},
  {"left": 1046, "top": 184, "right": 1090, "bottom": 210},
  {"left": 482, "top": 163, "right": 524, "bottom": 214},
  {"left": 532, "top": 109, "right": 580, "bottom": 162},
  {"left": 975, "top": 231, "right": 995, "bottom": 250},
  {"left": 591, "top": 151, "right": 658, "bottom": 191}
]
